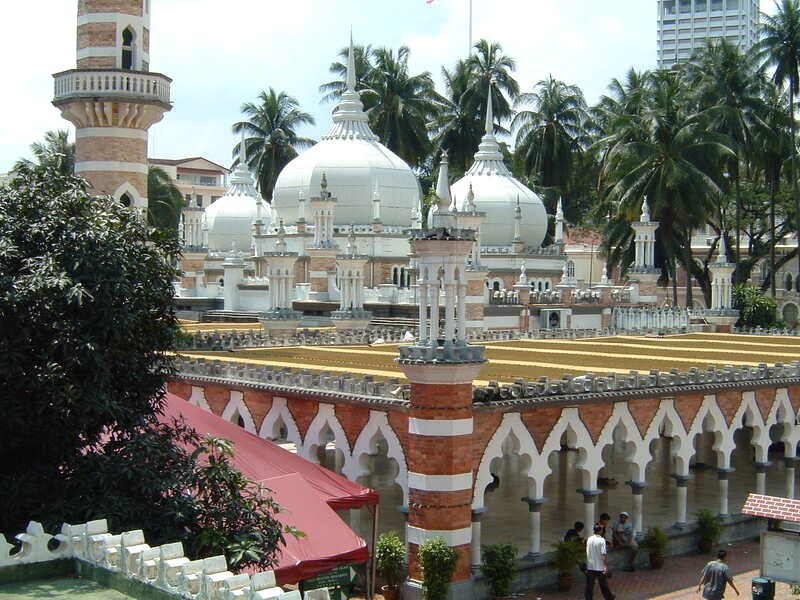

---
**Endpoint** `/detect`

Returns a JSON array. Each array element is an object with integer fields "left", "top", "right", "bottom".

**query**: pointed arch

[
  {"left": 258, "top": 396, "right": 302, "bottom": 448},
  {"left": 300, "top": 403, "right": 350, "bottom": 462},
  {"left": 344, "top": 410, "right": 408, "bottom": 503},
  {"left": 221, "top": 391, "right": 257, "bottom": 434},
  {"left": 540, "top": 408, "right": 602, "bottom": 489},
  {"left": 112, "top": 181, "right": 142, "bottom": 207},
  {"left": 594, "top": 403, "right": 649, "bottom": 481},
  {"left": 473, "top": 412, "right": 541, "bottom": 509},
  {"left": 188, "top": 385, "right": 211, "bottom": 411},
  {"left": 688, "top": 395, "right": 735, "bottom": 469}
]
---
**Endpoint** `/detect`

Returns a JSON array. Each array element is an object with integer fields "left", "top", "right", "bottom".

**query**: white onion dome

[
  {"left": 203, "top": 143, "right": 271, "bottom": 252},
  {"left": 450, "top": 83, "right": 547, "bottom": 247},
  {"left": 272, "top": 37, "right": 421, "bottom": 227}
]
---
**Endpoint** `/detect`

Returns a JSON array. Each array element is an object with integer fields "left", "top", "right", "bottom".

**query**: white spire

[
  {"left": 556, "top": 197, "right": 564, "bottom": 219},
  {"left": 555, "top": 196, "right": 564, "bottom": 243},
  {"left": 226, "top": 131, "right": 258, "bottom": 198},
  {"left": 465, "top": 183, "right": 476, "bottom": 212},
  {"left": 323, "top": 32, "right": 378, "bottom": 142},
  {"left": 435, "top": 149, "right": 452, "bottom": 212},
  {"left": 346, "top": 224, "right": 357, "bottom": 255},
  {"left": 346, "top": 30, "right": 356, "bottom": 92},
  {"left": 640, "top": 197, "right": 651, "bottom": 222},
  {"left": 518, "top": 263, "right": 528, "bottom": 285},
  {"left": 372, "top": 182, "right": 381, "bottom": 221},
  {"left": 485, "top": 75, "right": 495, "bottom": 136},
  {"left": 275, "top": 219, "right": 287, "bottom": 253},
  {"left": 717, "top": 235, "right": 729, "bottom": 264}
]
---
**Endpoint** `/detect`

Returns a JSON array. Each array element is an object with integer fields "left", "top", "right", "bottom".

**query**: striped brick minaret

[
  {"left": 398, "top": 193, "right": 485, "bottom": 597},
  {"left": 53, "top": 0, "right": 171, "bottom": 216}
]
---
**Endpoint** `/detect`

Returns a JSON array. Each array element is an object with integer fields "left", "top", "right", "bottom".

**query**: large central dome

[{"left": 272, "top": 39, "right": 420, "bottom": 227}]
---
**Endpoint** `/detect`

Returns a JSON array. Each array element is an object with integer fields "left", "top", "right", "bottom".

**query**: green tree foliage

[
  {"left": 14, "top": 129, "right": 75, "bottom": 175},
  {"left": 148, "top": 165, "right": 184, "bottom": 241},
  {"left": 0, "top": 165, "right": 286, "bottom": 571},
  {"left": 418, "top": 538, "right": 458, "bottom": 600},
  {"left": 733, "top": 284, "right": 780, "bottom": 327},
  {"left": 233, "top": 88, "right": 315, "bottom": 201}
]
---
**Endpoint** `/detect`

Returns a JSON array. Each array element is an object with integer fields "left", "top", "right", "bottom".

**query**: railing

[{"left": 53, "top": 69, "right": 171, "bottom": 105}]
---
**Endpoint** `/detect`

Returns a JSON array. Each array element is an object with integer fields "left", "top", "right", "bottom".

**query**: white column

[
  {"left": 444, "top": 277, "right": 456, "bottom": 342},
  {"left": 418, "top": 281, "right": 429, "bottom": 344},
  {"left": 718, "top": 469, "right": 731, "bottom": 517},
  {"left": 523, "top": 498, "right": 545, "bottom": 556},
  {"left": 429, "top": 277, "right": 440, "bottom": 341},
  {"left": 457, "top": 283, "right": 467, "bottom": 341},
  {"left": 582, "top": 490, "right": 600, "bottom": 533},
  {"left": 627, "top": 481, "right": 646, "bottom": 535},
  {"left": 672, "top": 474, "right": 690, "bottom": 528},
  {"left": 470, "top": 509, "right": 486, "bottom": 570},
  {"left": 786, "top": 457, "right": 797, "bottom": 499},
  {"left": 755, "top": 462, "right": 769, "bottom": 495}
]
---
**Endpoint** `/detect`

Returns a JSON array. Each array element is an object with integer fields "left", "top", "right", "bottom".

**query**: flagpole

[{"left": 468, "top": 0, "right": 473, "bottom": 56}]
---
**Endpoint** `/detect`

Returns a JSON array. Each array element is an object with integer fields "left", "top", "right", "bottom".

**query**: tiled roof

[{"left": 741, "top": 493, "right": 800, "bottom": 522}]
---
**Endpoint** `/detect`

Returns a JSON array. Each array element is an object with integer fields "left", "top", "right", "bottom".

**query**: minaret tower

[
  {"left": 53, "top": 0, "right": 172, "bottom": 215},
  {"left": 398, "top": 209, "right": 485, "bottom": 597}
]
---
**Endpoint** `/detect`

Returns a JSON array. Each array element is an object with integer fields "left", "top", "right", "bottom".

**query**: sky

[{"left": 0, "top": 0, "right": 777, "bottom": 172}]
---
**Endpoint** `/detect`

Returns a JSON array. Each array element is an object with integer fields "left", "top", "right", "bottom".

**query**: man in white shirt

[{"left": 585, "top": 524, "right": 615, "bottom": 600}]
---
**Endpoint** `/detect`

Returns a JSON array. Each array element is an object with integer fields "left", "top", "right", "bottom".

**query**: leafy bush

[
  {"left": 481, "top": 543, "right": 517, "bottom": 597},
  {"left": 639, "top": 526, "right": 668, "bottom": 554},
  {"left": 376, "top": 531, "right": 406, "bottom": 589},
  {"left": 733, "top": 284, "right": 780, "bottom": 328},
  {"left": 419, "top": 538, "right": 458, "bottom": 600},
  {"left": 695, "top": 508, "right": 721, "bottom": 542},
  {"left": 548, "top": 539, "right": 584, "bottom": 575}
]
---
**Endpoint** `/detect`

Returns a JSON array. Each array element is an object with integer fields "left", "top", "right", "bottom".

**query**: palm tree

[
  {"left": 361, "top": 46, "right": 440, "bottom": 167},
  {"left": 147, "top": 166, "right": 184, "bottom": 241},
  {"left": 318, "top": 44, "right": 375, "bottom": 106},
  {"left": 467, "top": 39, "right": 519, "bottom": 125},
  {"left": 760, "top": 0, "right": 800, "bottom": 278},
  {"left": 232, "top": 88, "right": 315, "bottom": 201},
  {"left": 14, "top": 129, "right": 74, "bottom": 175},
  {"left": 512, "top": 76, "right": 589, "bottom": 210},
  {"left": 598, "top": 70, "right": 732, "bottom": 306},
  {"left": 687, "top": 39, "right": 767, "bottom": 278}
]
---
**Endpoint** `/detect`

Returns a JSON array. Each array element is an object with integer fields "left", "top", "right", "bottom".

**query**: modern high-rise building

[{"left": 657, "top": 0, "right": 760, "bottom": 69}]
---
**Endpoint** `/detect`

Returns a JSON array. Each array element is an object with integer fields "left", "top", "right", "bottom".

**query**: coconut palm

[
  {"left": 512, "top": 76, "right": 589, "bottom": 209},
  {"left": 599, "top": 70, "right": 732, "bottom": 305},
  {"left": 428, "top": 60, "right": 485, "bottom": 177},
  {"left": 467, "top": 39, "right": 519, "bottom": 125},
  {"left": 147, "top": 166, "right": 184, "bottom": 241},
  {"left": 760, "top": 0, "right": 800, "bottom": 273},
  {"left": 361, "top": 46, "right": 440, "bottom": 167},
  {"left": 14, "top": 129, "right": 75, "bottom": 175},
  {"left": 687, "top": 39, "right": 767, "bottom": 277},
  {"left": 232, "top": 88, "right": 315, "bottom": 201}
]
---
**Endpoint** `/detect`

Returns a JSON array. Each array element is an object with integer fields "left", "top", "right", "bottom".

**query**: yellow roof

[{"left": 180, "top": 333, "right": 800, "bottom": 385}]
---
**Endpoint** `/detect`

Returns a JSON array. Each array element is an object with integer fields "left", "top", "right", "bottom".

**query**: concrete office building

[{"left": 657, "top": 0, "right": 760, "bottom": 68}]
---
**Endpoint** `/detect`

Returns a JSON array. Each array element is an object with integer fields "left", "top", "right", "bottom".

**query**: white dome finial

[
  {"left": 346, "top": 29, "right": 356, "bottom": 93},
  {"left": 485, "top": 75, "right": 496, "bottom": 136},
  {"left": 435, "top": 149, "right": 452, "bottom": 212},
  {"left": 640, "top": 197, "right": 651, "bottom": 222}
]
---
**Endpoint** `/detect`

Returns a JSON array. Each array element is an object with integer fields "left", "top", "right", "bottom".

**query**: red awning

[
  {"left": 160, "top": 393, "right": 377, "bottom": 583},
  {"left": 265, "top": 473, "right": 369, "bottom": 584},
  {"left": 161, "top": 393, "right": 378, "bottom": 510}
]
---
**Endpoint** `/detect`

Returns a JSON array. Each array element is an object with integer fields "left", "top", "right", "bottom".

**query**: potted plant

[
  {"left": 418, "top": 537, "right": 458, "bottom": 600},
  {"left": 480, "top": 543, "right": 517, "bottom": 599},
  {"left": 376, "top": 532, "right": 406, "bottom": 600},
  {"left": 548, "top": 539, "right": 583, "bottom": 592},
  {"left": 695, "top": 508, "right": 720, "bottom": 554},
  {"left": 639, "top": 526, "right": 668, "bottom": 569}
]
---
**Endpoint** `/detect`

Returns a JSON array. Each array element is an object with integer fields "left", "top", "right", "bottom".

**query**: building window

[
  {"left": 711, "top": 0, "right": 723, "bottom": 10},
  {"left": 786, "top": 273, "right": 793, "bottom": 292},
  {"left": 726, "top": 0, "right": 738, "bottom": 8},
  {"left": 679, "top": 0, "right": 691, "bottom": 13},
  {"left": 121, "top": 27, "right": 134, "bottom": 70},
  {"left": 120, "top": 193, "right": 132, "bottom": 207},
  {"left": 184, "top": 193, "right": 191, "bottom": 204},
  {"left": 663, "top": 0, "right": 676, "bottom": 15},
  {"left": 196, "top": 195, "right": 203, "bottom": 207},
  {"left": 695, "top": 0, "right": 707, "bottom": 11},
  {"left": 211, "top": 196, "right": 221, "bottom": 204},
  {"left": 199, "top": 175, "right": 216, "bottom": 186}
]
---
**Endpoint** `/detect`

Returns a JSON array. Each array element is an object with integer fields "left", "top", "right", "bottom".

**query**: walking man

[
  {"left": 697, "top": 550, "right": 739, "bottom": 599},
  {"left": 585, "top": 524, "right": 615, "bottom": 600}
]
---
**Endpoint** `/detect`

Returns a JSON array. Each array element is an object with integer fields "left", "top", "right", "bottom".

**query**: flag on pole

[{"left": 426, "top": 0, "right": 435, "bottom": 3}]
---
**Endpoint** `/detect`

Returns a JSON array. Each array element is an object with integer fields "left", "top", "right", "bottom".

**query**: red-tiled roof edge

[{"left": 741, "top": 492, "right": 800, "bottom": 522}]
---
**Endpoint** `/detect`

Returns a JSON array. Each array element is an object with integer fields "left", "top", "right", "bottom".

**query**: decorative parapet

[
  {"left": 733, "top": 326, "right": 799, "bottom": 336},
  {"left": 53, "top": 69, "right": 172, "bottom": 107},
  {"left": 397, "top": 340, "right": 485, "bottom": 364},
  {"left": 409, "top": 227, "right": 476, "bottom": 242},
  {"left": 174, "top": 357, "right": 407, "bottom": 404},
  {"left": 259, "top": 308, "right": 303, "bottom": 321},
  {"left": 0, "top": 519, "right": 299, "bottom": 600},
  {"left": 472, "top": 361, "right": 800, "bottom": 406}
]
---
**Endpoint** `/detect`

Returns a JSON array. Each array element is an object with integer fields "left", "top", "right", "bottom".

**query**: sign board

[
  {"left": 761, "top": 531, "right": 800, "bottom": 584},
  {"left": 301, "top": 564, "right": 354, "bottom": 590}
]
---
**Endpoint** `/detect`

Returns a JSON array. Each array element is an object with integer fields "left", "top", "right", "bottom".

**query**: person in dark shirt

[
  {"left": 565, "top": 521, "right": 585, "bottom": 542},
  {"left": 596, "top": 513, "right": 611, "bottom": 544},
  {"left": 697, "top": 550, "right": 739, "bottom": 600}
]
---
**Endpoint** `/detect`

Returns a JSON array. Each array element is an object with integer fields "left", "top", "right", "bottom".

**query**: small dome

[
  {"left": 450, "top": 85, "right": 547, "bottom": 247},
  {"left": 272, "top": 38, "right": 421, "bottom": 226},
  {"left": 203, "top": 152, "right": 271, "bottom": 252}
]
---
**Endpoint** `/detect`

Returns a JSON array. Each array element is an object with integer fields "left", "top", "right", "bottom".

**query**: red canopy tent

[{"left": 161, "top": 393, "right": 377, "bottom": 584}]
